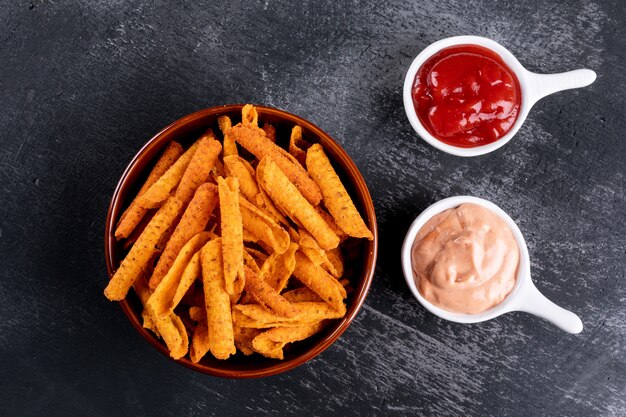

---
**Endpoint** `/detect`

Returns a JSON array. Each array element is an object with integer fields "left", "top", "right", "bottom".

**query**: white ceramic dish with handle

[
  {"left": 403, "top": 36, "right": 597, "bottom": 157},
  {"left": 401, "top": 196, "right": 583, "bottom": 334}
]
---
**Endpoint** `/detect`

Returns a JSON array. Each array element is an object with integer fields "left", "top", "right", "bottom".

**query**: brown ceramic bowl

[{"left": 104, "top": 104, "right": 378, "bottom": 378}]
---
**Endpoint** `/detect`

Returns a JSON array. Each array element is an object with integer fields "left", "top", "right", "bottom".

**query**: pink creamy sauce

[{"left": 411, "top": 203, "right": 520, "bottom": 314}]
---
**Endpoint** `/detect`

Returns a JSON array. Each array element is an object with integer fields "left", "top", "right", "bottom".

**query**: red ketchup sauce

[{"left": 412, "top": 45, "right": 521, "bottom": 148}]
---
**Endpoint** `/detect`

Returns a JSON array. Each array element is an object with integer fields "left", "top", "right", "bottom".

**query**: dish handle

[
  {"left": 525, "top": 69, "right": 596, "bottom": 106},
  {"left": 514, "top": 279, "right": 583, "bottom": 334}
]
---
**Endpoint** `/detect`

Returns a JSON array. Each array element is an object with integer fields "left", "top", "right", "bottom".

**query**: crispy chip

[
  {"left": 316, "top": 206, "right": 348, "bottom": 242},
  {"left": 257, "top": 157, "right": 339, "bottom": 250},
  {"left": 293, "top": 250, "right": 346, "bottom": 310},
  {"left": 244, "top": 266, "right": 296, "bottom": 317},
  {"left": 229, "top": 122, "right": 322, "bottom": 205},
  {"left": 218, "top": 176, "right": 245, "bottom": 295},
  {"left": 233, "top": 324, "right": 261, "bottom": 355},
  {"left": 233, "top": 302, "right": 345, "bottom": 328},
  {"left": 223, "top": 155, "right": 258, "bottom": 201},
  {"left": 282, "top": 287, "right": 322, "bottom": 303},
  {"left": 242, "top": 104, "right": 259, "bottom": 127},
  {"left": 190, "top": 321, "right": 210, "bottom": 363},
  {"left": 201, "top": 238, "right": 236, "bottom": 359},
  {"left": 105, "top": 196, "right": 183, "bottom": 301},
  {"left": 175, "top": 132, "right": 222, "bottom": 204},
  {"left": 306, "top": 144, "right": 373, "bottom": 240},
  {"left": 115, "top": 142, "right": 184, "bottom": 240},
  {"left": 137, "top": 141, "right": 199, "bottom": 209},
  {"left": 262, "top": 123, "right": 276, "bottom": 143},
  {"left": 288, "top": 125, "right": 310, "bottom": 166},
  {"left": 268, "top": 242, "right": 298, "bottom": 292},
  {"left": 218, "top": 115, "right": 238, "bottom": 157},
  {"left": 298, "top": 229, "right": 340, "bottom": 277},
  {"left": 240, "top": 197, "right": 290, "bottom": 254},
  {"left": 149, "top": 183, "right": 218, "bottom": 289},
  {"left": 147, "top": 232, "right": 210, "bottom": 318},
  {"left": 252, "top": 322, "right": 324, "bottom": 359}
]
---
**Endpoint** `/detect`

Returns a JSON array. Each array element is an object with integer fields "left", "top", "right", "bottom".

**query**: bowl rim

[
  {"left": 104, "top": 104, "right": 378, "bottom": 378},
  {"left": 402, "top": 35, "right": 534, "bottom": 157}
]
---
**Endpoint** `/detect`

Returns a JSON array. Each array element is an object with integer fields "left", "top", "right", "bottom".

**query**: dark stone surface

[{"left": 1, "top": 0, "right": 624, "bottom": 416}]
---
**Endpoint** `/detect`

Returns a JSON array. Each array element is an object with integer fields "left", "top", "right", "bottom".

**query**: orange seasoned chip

[
  {"left": 218, "top": 177, "right": 245, "bottom": 296},
  {"left": 175, "top": 131, "right": 222, "bottom": 204},
  {"left": 257, "top": 157, "right": 339, "bottom": 250},
  {"left": 293, "top": 250, "right": 346, "bottom": 310},
  {"left": 252, "top": 322, "right": 324, "bottom": 359},
  {"left": 244, "top": 266, "right": 296, "bottom": 317},
  {"left": 306, "top": 143, "right": 373, "bottom": 240},
  {"left": 218, "top": 115, "right": 238, "bottom": 157},
  {"left": 115, "top": 142, "right": 184, "bottom": 240}
]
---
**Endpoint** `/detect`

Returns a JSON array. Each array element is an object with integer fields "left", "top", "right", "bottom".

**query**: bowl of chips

[{"left": 104, "top": 104, "right": 378, "bottom": 378}]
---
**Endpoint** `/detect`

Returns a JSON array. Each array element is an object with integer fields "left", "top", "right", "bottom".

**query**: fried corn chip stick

[
  {"left": 288, "top": 125, "right": 310, "bottom": 166},
  {"left": 147, "top": 232, "right": 211, "bottom": 317},
  {"left": 240, "top": 197, "right": 290, "bottom": 254},
  {"left": 241, "top": 104, "right": 259, "bottom": 127},
  {"left": 189, "top": 305, "right": 206, "bottom": 322},
  {"left": 269, "top": 242, "right": 298, "bottom": 292},
  {"left": 326, "top": 247, "right": 344, "bottom": 278},
  {"left": 218, "top": 115, "right": 238, "bottom": 157},
  {"left": 115, "top": 142, "right": 184, "bottom": 239},
  {"left": 298, "top": 229, "right": 340, "bottom": 277},
  {"left": 252, "top": 322, "right": 324, "bottom": 359},
  {"left": 229, "top": 123, "right": 322, "bottom": 205},
  {"left": 306, "top": 144, "right": 373, "bottom": 240},
  {"left": 257, "top": 158, "right": 339, "bottom": 250},
  {"left": 134, "top": 275, "right": 189, "bottom": 359},
  {"left": 122, "top": 210, "right": 154, "bottom": 250},
  {"left": 104, "top": 196, "right": 183, "bottom": 301},
  {"left": 136, "top": 141, "right": 199, "bottom": 209},
  {"left": 244, "top": 266, "right": 296, "bottom": 317},
  {"left": 316, "top": 206, "right": 348, "bottom": 242},
  {"left": 255, "top": 187, "right": 289, "bottom": 226},
  {"left": 149, "top": 183, "right": 218, "bottom": 289},
  {"left": 232, "top": 302, "right": 345, "bottom": 328},
  {"left": 223, "top": 155, "right": 259, "bottom": 201},
  {"left": 243, "top": 249, "right": 261, "bottom": 273},
  {"left": 282, "top": 287, "right": 322, "bottom": 303},
  {"left": 293, "top": 251, "right": 346, "bottom": 310},
  {"left": 218, "top": 176, "right": 245, "bottom": 295},
  {"left": 262, "top": 123, "right": 276, "bottom": 143},
  {"left": 190, "top": 321, "right": 210, "bottom": 363},
  {"left": 245, "top": 247, "right": 268, "bottom": 267},
  {"left": 201, "top": 238, "right": 236, "bottom": 360},
  {"left": 175, "top": 132, "right": 222, "bottom": 204},
  {"left": 233, "top": 324, "right": 261, "bottom": 355}
]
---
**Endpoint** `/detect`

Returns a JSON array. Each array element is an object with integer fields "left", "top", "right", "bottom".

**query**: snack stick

[
  {"left": 201, "top": 238, "right": 236, "bottom": 360},
  {"left": 147, "top": 232, "right": 211, "bottom": 317},
  {"left": 306, "top": 143, "right": 373, "bottom": 240},
  {"left": 245, "top": 247, "right": 268, "bottom": 267},
  {"left": 232, "top": 302, "right": 345, "bottom": 328},
  {"left": 175, "top": 132, "right": 222, "bottom": 204},
  {"left": 189, "top": 305, "right": 206, "bottom": 322},
  {"left": 224, "top": 155, "right": 259, "bottom": 201},
  {"left": 218, "top": 115, "right": 238, "bottom": 157},
  {"left": 270, "top": 242, "right": 298, "bottom": 292},
  {"left": 255, "top": 187, "right": 289, "bottom": 226},
  {"left": 134, "top": 275, "right": 189, "bottom": 359},
  {"left": 190, "top": 321, "right": 210, "bottom": 363},
  {"left": 136, "top": 141, "right": 199, "bottom": 209},
  {"left": 233, "top": 324, "right": 261, "bottom": 355},
  {"left": 115, "top": 142, "right": 184, "bottom": 239},
  {"left": 316, "top": 206, "right": 348, "bottom": 241},
  {"left": 241, "top": 104, "right": 259, "bottom": 127},
  {"left": 243, "top": 250, "right": 261, "bottom": 274},
  {"left": 229, "top": 123, "right": 322, "bottom": 205},
  {"left": 122, "top": 210, "right": 154, "bottom": 250},
  {"left": 252, "top": 322, "right": 324, "bottom": 360},
  {"left": 149, "top": 183, "right": 218, "bottom": 289},
  {"left": 172, "top": 251, "right": 201, "bottom": 310},
  {"left": 240, "top": 197, "right": 290, "bottom": 254},
  {"left": 288, "top": 125, "right": 308, "bottom": 166},
  {"left": 257, "top": 158, "right": 339, "bottom": 250},
  {"left": 105, "top": 196, "right": 183, "bottom": 301},
  {"left": 262, "top": 123, "right": 277, "bottom": 143},
  {"left": 293, "top": 251, "right": 346, "bottom": 309},
  {"left": 281, "top": 286, "right": 322, "bottom": 303},
  {"left": 218, "top": 177, "right": 245, "bottom": 295},
  {"left": 326, "top": 247, "right": 344, "bottom": 278},
  {"left": 244, "top": 266, "right": 296, "bottom": 317},
  {"left": 298, "top": 229, "right": 340, "bottom": 277}
]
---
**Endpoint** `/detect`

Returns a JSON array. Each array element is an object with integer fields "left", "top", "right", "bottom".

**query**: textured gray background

[{"left": 1, "top": 0, "right": 624, "bottom": 416}]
